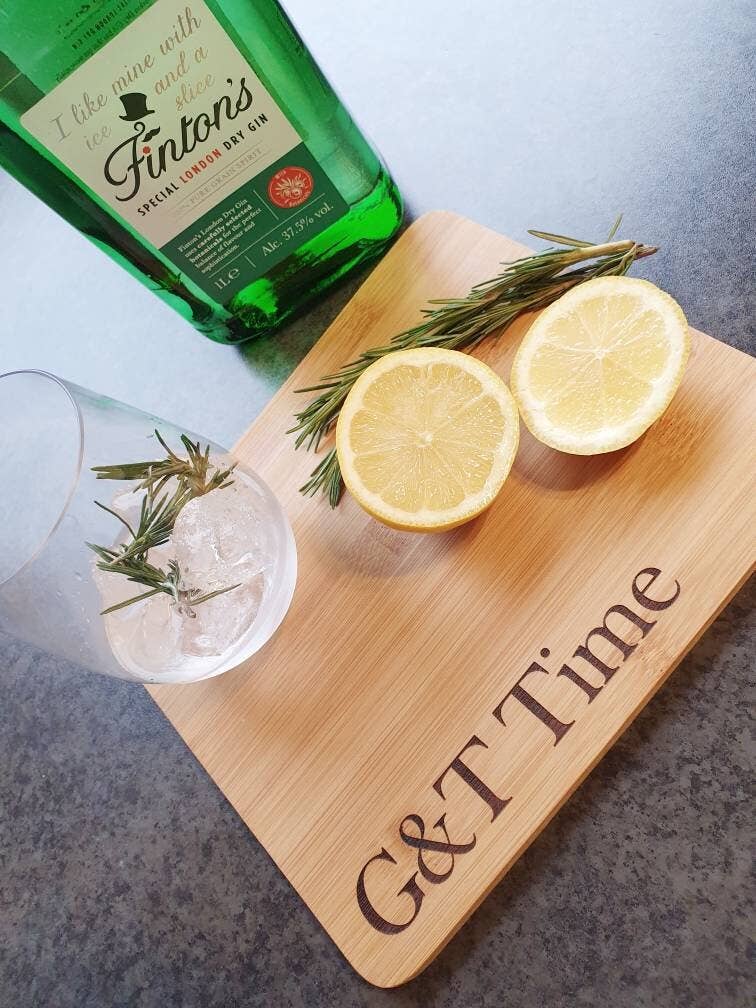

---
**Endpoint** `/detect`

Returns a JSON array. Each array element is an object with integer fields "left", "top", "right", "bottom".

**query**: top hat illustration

[{"left": 118, "top": 92, "right": 155, "bottom": 122}]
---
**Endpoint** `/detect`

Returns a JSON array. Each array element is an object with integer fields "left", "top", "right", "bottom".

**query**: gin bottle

[{"left": 0, "top": 1, "right": 402, "bottom": 342}]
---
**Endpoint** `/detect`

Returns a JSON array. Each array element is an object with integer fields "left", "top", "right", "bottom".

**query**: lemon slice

[
  {"left": 336, "top": 347, "right": 519, "bottom": 531},
  {"left": 511, "top": 276, "right": 690, "bottom": 454}
]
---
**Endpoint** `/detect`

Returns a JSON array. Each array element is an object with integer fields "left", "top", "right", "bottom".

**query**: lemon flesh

[
  {"left": 511, "top": 276, "right": 690, "bottom": 454},
  {"left": 336, "top": 348, "right": 520, "bottom": 531}
]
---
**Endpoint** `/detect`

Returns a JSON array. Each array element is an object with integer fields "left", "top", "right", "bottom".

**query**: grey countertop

[{"left": 1, "top": 2, "right": 754, "bottom": 1006}]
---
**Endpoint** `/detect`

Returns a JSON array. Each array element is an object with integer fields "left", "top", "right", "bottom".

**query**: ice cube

[
  {"left": 93, "top": 543, "right": 186, "bottom": 675},
  {"left": 170, "top": 470, "right": 276, "bottom": 657},
  {"left": 171, "top": 473, "right": 274, "bottom": 592},
  {"left": 109, "top": 487, "right": 146, "bottom": 529},
  {"left": 181, "top": 575, "right": 265, "bottom": 657},
  {"left": 121, "top": 591, "right": 185, "bottom": 675}
]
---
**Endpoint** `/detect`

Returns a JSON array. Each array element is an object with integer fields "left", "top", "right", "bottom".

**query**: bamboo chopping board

[{"left": 148, "top": 212, "right": 755, "bottom": 988}]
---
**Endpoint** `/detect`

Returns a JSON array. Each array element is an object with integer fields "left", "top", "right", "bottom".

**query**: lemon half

[
  {"left": 336, "top": 347, "right": 520, "bottom": 531},
  {"left": 511, "top": 276, "right": 690, "bottom": 454}
]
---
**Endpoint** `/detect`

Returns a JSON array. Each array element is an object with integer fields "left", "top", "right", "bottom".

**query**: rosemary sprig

[
  {"left": 93, "top": 478, "right": 193, "bottom": 564},
  {"left": 88, "top": 431, "right": 239, "bottom": 615},
  {"left": 88, "top": 552, "right": 238, "bottom": 616},
  {"left": 289, "top": 218, "right": 658, "bottom": 506},
  {"left": 92, "top": 430, "right": 236, "bottom": 497}
]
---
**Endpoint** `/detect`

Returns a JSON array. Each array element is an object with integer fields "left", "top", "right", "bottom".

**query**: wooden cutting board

[{"left": 148, "top": 212, "right": 755, "bottom": 988}]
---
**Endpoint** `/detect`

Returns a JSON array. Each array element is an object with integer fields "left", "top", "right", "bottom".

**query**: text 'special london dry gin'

[{"left": 0, "top": 1, "right": 402, "bottom": 343}]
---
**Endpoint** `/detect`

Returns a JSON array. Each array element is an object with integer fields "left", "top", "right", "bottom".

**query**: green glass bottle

[{"left": 0, "top": 1, "right": 402, "bottom": 343}]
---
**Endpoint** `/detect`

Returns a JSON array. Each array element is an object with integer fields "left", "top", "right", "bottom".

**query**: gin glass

[{"left": 0, "top": 370, "right": 297, "bottom": 683}]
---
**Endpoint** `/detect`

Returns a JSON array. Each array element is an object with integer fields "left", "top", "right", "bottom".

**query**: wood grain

[{"left": 148, "top": 212, "right": 756, "bottom": 987}]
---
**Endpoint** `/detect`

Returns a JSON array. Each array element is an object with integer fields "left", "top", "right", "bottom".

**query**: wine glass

[{"left": 0, "top": 370, "right": 297, "bottom": 683}]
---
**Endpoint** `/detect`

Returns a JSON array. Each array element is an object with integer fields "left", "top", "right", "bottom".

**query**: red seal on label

[{"left": 267, "top": 166, "right": 314, "bottom": 209}]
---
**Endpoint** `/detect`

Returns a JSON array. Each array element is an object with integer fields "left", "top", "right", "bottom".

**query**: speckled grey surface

[{"left": 1, "top": 1, "right": 754, "bottom": 1006}]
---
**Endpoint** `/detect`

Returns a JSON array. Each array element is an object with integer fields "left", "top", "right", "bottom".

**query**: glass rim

[{"left": 0, "top": 369, "right": 84, "bottom": 590}]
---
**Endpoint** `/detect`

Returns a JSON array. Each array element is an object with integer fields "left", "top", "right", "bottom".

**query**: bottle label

[{"left": 20, "top": 0, "right": 349, "bottom": 303}]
